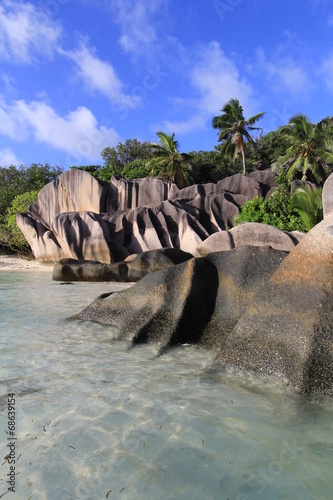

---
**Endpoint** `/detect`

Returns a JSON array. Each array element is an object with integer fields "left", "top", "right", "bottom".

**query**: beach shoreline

[{"left": 0, "top": 254, "right": 53, "bottom": 273}]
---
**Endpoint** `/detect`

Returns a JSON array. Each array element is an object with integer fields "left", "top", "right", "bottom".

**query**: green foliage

[
  {"left": 1, "top": 190, "right": 39, "bottom": 255},
  {"left": 188, "top": 150, "right": 241, "bottom": 183},
  {"left": 146, "top": 132, "right": 192, "bottom": 188},
  {"left": 271, "top": 114, "right": 333, "bottom": 185},
  {"left": 212, "top": 98, "right": 265, "bottom": 175},
  {"left": 100, "top": 139, "right": 153, "bottom": 181},
  {"left": 292, "top": 185, "right": 323, "bottom": 231},
  {"left": 0, "top": 163, "right": 62, "bottom": 218},
  {"left": 236, "top": 173, "right": 306, "bottom": 231}
]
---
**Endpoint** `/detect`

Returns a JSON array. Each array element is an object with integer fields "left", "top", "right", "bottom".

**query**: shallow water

[{"left": 0, "top": 272, "right": 332, "bottom": 500}]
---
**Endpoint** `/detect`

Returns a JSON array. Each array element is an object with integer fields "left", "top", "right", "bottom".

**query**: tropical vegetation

[
  {"left": 146, "top": 132, "right": 192, "bottom": 188},
  {"left": 212, "top": 98, "right": 265, "bottom": 175},
  {"left": 271, "top": 114, "right": 333, "bottom": 183}
]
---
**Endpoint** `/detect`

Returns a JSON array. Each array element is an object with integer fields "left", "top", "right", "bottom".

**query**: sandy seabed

[{"left": 0, "top": 254, "right": 53, "bottom": 273}]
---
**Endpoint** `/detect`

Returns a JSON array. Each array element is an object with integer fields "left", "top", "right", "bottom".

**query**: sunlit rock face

[{"left": 196, "top": 222, "right": 303, "bottom": 255}]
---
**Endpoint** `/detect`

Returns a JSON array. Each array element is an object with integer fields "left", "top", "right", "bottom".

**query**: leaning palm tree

[
  {"left": 146, "top": 132, "right": 192, "bottom": 188},
  {"left": 212, "top": 98, "right": 265, "bottom": 175},
  {"left": 271, "top": 114, "right": 333, "bottom": 184}
]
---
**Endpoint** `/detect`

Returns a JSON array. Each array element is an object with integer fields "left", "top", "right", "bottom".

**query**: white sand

[{"left": 0, "top": 254, "right": 53, "bottom": 273}]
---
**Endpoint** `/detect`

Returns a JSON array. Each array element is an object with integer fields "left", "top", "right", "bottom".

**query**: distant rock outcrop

[{"left": 17, "top": 169, "right": 282, "bottom": 263}]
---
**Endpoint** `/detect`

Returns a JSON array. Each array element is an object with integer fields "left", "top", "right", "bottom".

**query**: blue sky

[{"left": 0, "top": 0, "right": 332, "bottom": 169}]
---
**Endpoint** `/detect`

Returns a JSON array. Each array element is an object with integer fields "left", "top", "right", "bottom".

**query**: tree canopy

[
  {"left": 212, "top": 98, "right": 265, "bottom": 175},
  {"left": 272, "top": 114, "right": 333, "bottom": 184},
  {"left": 146, "top": 132, "right": 192, "bottom": 188}
]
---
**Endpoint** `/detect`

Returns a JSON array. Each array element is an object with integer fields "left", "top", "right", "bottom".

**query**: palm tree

[
  {"left": 272, "top": 114, "right": 333, "bottom": 184},
  {"left": 212, "top": 98, "right": 265, "bottom": 175},
  {"left": 291, "top": 184, "right": 323, "bottom": 231},
  {"left": 146, "top": 132, "right": 192, "bottom": 188}
]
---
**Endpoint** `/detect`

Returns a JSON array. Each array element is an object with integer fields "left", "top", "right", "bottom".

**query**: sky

[{"left": 0, "top": 0, "right": 333, "bottom": 170}]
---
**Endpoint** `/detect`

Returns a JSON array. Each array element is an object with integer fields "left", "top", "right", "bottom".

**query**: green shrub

[{"left": 2, "top": 190, "right": 39, "bottom": 255}]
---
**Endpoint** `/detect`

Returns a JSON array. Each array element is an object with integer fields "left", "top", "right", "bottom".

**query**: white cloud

[
  {"left": 0, "top": 147, "right": 21, "bottom": 166},
  {"left": 0, "top": 99, "right": 120, "bottom": 163},
  {"left": 250, "top": 46, "right": 314, "bottom": 97},
  {"left": 109, "top": 0, "right": 168, "bottom": 55},
  {"left": 60, "top": 43, "right": 141, "bottom": 108},
  {"left": 0, "top": 0, "right": 61, "bottom": 63},
  {"left": 155, "top": 41, "right": 257, "bottom": 135}
]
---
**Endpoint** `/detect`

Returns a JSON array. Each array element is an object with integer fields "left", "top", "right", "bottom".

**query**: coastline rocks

[
  {"left": 74, "top": 246, "right": 287, "bottom": 346},
  {"left": 17, "top": 169, "right": 280, "bottom": 264},
  {"left": 53, "top": 248, "right": 194, "bottom": 282},
  {"left": 52, "top": 211, "right": 129, "bottom": 263},
  {"left": 16, "top": 213, "right": 67, "bottom": 264},
  {"left": 73, "top": 257, "right": 220, "bottom": 345},
  {"left": 215, "top": 213, "right": 333, "bottom": 395},
  {"left": 74, "top": 215, "right": 333, "bottom": 394},
  {"left": 196, "top": 222, "right": 303, "bottom": 256},
  {"left": 101, "top": 201, "right": 209, "bottom": 256}
]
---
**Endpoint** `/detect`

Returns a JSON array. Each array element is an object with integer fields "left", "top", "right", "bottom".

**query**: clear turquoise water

[{"left": 0, "top": 272, "right": 332, "bottom": 500}]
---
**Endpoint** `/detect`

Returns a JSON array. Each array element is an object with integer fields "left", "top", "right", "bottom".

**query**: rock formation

[
  {"left": 53, "top": 248, "right": 194, "bottom": 282},
  {"left": 17, "top": 169, "right": 283, "bottom": 263},
  {"left": 73, "top": 174, "right": 333, "bottom": 395},
  {"left": 196, "top": 222, "right": 304, "bottom": 255}
]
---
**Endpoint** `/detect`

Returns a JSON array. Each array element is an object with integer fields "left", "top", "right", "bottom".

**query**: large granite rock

[
  {"left": 16, "top": 213, "right": 66, "bottom": 264},
  {"left": 53, "top": 248, "right": 194, "bottom": 282},
  {"left": 52, "top": 211, "right": 129, "bottom": 263},
  {"left": 73, "top": 257, "right": 220, "bottom": 345},
  {"left": 106, "top": 176, "right": 178, "bottom": 213},
  {"left": 74, "top": 246, "right": 287, "bottom": 346},
  {"left": 101, "top": 201, "right": 209, "bottom": 256},
  {"left": 15, "top": 169, "right": 296, "bottom": 265},
  {"left": 28, "top": 169, "right": 109, "bottom": 229},
  {"left": 216, "top": 213, "right": 333, "bottom": 395},
  {"left": 196, "top": 222, "right": 303, "bottom": 256},
  {"left": 74, "top": 213, "right": 333, "bottom": 394}
]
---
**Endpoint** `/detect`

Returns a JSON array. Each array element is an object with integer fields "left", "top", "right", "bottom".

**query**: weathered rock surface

[
  {"left": 74, "top": 213, "right": 333, "bottom": 394},
  {"left": 29, "top": 169, "right": 109, "bottom": 229},
  {"left": 196, "top": 223, "right": 303, "bottom": 255},
  {"left": 17, "top": 169, "right": 280, "bottom": 264},
  {"left": 53, "top": 248, "right": 194, "bottom": 282},
  {"left": 216, "top": 214, "right": 333, "bottom": 395},
  {"left": 52, "top": 211, "right": 129, "bottom": 263},
  {"left": 106, "top": 176, "right": 178, "bottom": 213},
  {"left": 73, "top": 257, "right": 220, "bottom": 345},
  {"left": 323, "top": 172, "right": 333, "bottom": 217},
  {"left": 101, "top": 201, "right": 209, "bottom": 256},
  {"left": 16, "top": 213, "right": 67, "bottom": 264},
  {"left": 74, "top": 246, "right": 287, "bottom": 345}
]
